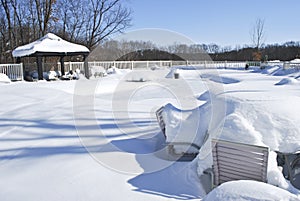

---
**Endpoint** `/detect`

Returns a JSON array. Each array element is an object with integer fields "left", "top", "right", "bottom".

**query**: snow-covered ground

[{"left": 0, "top": 66, "right": 300, "bottom": 200}]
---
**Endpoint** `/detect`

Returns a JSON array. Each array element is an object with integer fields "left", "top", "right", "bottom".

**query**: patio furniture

[
  {"left": 205, "top": 139, "right": 269, "bottom": 190},
  {"left": 277, "top": 151, "right": 300, "bottom": 190},
  {"left": 155, "top": 104, "right": 208, "bottom": 161}
]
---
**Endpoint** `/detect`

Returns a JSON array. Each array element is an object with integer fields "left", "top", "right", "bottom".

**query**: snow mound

[
  {"left": 166, "top": 67, "right": 201, "bottom": 79},
  {"left": 165, "top": 68, "right": 178, "bottom": 79},
  {"left": 275, "top": 78, "right": 298, "bottom": 85},
  {"left": 0, "top": 73, "right": 11, "bottom": 83},
  {"left": 162, "top": 102, "right": 211, "bottom": 154},
  {"left": 203, "top": 180, "right": 299, "bottom": 201},
  {"left": 272, "top": 67, "right": 299, "bottom": 76},
  {"left": 90, "top": 66, "right": 107, "bottom": 78},
  {"left": 261, "top": 65, "right": 282, "bottom": 75},
  {"left": 200, "top": 73, "right": 240, "bottom": 84},
  {"left": 210, "top": 76, "right": 239, "bottom": 84},
  {"left": 197, "top": 91, "right": 212, "bottom": 101},
  {"left": 126, "top": 71, "right": 150, "bottom": 82},
  {"left": 107, "top": 66, "right": 129, "bottom": 75},
  {"left": 290, "top": 59, "right": 300, "bottom": 63}
]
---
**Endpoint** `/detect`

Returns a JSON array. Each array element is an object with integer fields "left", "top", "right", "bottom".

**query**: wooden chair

[
  {"left": 156, "top": 106, "right": 166, "bottom": 138},
  {"left": 206, "top": 139, "right": 269, "bottom": 189},
  {"left": 155, "top": 105, "right": 208, "bottom": 160}
]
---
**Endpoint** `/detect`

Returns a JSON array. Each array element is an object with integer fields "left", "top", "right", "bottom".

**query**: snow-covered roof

[{"left": 12, "top": 33, "right": 89, "bottom": 57}]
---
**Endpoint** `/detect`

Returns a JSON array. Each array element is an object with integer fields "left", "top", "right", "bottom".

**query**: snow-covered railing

[
  {"left": 59, "top": 60, "right": 261, "bottom": 71},
  {"left": 0, "top": 63, "right": 23, "bottom": 81},
  {"left": 283, "top": 62, "right": 300, "bottom": 70},
  {"left": 187, "top": 61, "right": 251, "bottom": 69},
  {"left": 88, "top": 60, "right": 172, "bottom": 70},
  {"left": 62, "top": 62, "right": 85, "bottom": 73}
]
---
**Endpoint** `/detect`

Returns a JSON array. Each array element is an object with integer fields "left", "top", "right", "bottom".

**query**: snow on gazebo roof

[{"left": 12, "top": 33, "right": 89, "bottom": 57}]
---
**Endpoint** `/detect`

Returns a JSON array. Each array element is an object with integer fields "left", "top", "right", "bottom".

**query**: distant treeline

[
  {"left": 210, "top": 42, "right": 300, "bottom": 61},
  {"left": 91, "top": 40, "right": 300, "bottom": 62}
]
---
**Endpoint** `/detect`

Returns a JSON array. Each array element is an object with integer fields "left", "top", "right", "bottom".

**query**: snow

[
  {"left": 275, "top": 77, "right": 299, "bottom": 85},
  {"left": 290, "top": 58, "right": 300, "bottom": 63},
  {"left": 1, "top": 65, "right": 300, "bottom": 200},
  {"left": 203, "top": 180, "right": 299, "bottom": 201},
  {"left": 0, "top": 73, "right": 11, "bottom": 83},
  {"left": 12, "top": 33, "right": 89, "bottom": 57}
]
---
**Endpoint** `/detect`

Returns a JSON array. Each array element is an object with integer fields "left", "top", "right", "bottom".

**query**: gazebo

[{"left": 12, "top": 33, "right": 90, "bottom": 80}]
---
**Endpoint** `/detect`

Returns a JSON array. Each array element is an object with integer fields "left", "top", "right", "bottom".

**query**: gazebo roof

[{"left": 12, "top": 33, "right": 89, "bottom": 57}]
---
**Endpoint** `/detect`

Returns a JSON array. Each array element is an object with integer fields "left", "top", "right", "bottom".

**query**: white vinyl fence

[
  {"left": 0, "top": 63, "right": 23, "bottom": 81},
  {"left": 283, "top": 62, "right": 300, "bottom": 70},
  {"left": 59, "top": 60, "right": 261, "bottom": 72},
  {"left": 3, "top": 60, "right": 299, "bottom": 81}
]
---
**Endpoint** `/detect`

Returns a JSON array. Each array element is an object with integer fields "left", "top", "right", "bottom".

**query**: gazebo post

[
  {"left": 83, "top": 54, "right": 89, "bottom": 79},
  {"left": 36, "top": 56, "right": 43, "bottom": 80},
  {"left": 60, "top": 56, "right": 65, "bottom": 76},
  {"left": 16, "top": 57, "right": 21, "bottom": 63}
]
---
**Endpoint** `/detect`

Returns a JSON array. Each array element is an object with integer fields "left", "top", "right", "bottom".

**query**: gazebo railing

[{"left": 0, "top": 63, "right": 23, "bottom": 81}]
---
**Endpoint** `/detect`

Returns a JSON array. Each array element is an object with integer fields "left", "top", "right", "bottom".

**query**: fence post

[{"left": 131, "top": 61, "right": 134, "bottom": 70}]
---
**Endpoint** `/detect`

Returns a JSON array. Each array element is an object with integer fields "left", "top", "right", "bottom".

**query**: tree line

[
  {"left": 0, "top": 0, "right": 131, "bottom": 63},
  {"left": 89, "top": 39, "right": 300, "bottom": 61}
]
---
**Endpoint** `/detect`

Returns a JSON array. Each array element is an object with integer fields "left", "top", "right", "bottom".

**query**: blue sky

[{"left": 123, "top": 0, "right": 300, "bottom": 47}]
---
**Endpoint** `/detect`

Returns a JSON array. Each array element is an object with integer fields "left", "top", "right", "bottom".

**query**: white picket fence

[
  {"left": 0, "top": 63, "right": 23, "bottom": 81},
  {"left": 60, "top": 60, "right": 260, "bottom": 73},
  {"left": 2, "top": 60, "right": 300, "bottom": 81}
]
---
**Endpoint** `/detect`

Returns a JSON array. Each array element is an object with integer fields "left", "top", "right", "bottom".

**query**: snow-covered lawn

[{"left": 0, "top": 66, "right": 300, "bottom": 200}]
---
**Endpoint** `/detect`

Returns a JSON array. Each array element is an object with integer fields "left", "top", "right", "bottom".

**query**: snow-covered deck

[{"left": 0, "top": 66, "right": 300, "bottom": 200}]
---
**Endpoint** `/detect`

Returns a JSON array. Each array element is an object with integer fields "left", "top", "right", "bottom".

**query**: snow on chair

[
  {"left": 206, "top": 139, "right": 269, "bottom": 190},
  {"left": 155, "top": 103, "right": 210, "bottom": 161}
]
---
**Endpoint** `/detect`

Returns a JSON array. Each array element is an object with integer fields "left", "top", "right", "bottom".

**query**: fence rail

[
  {"left": 59, "top": 60, "right": 261, "bottom": 72},
  {"left": 0, "top": 63, "right": 23, "bottom": 81}
]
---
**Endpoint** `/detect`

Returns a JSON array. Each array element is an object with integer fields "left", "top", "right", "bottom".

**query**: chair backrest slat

[{"left": 212, "top": 139, "right": 269, "bottom": 186}]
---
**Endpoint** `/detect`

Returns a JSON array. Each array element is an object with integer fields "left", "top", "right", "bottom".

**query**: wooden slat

[
  {"left": 213, "top": 139, "right": 268, "bottom": 153},
  {"left": 216, "top": 152, "right": 265, "bottom": 165},
  {"left": 220, "top": 171, "right": 261, "bottom": 181},
  {"left": 217, "top": 162, "right": 267, "bottom": 179},
  {"left": 216, "top": 146, "right": 266, "bottom": 160},
  {"left": 212, "top": 139, "right": 269, "bottom": 186},
  {"left": 156, "top": 106, "right": 166, "bottom": 138},
  {"left": 214, "top": 157, "right": 265, "bottom": 170},
  {"left": 220, "top": 166, "right": 264, "bottom": 180}
]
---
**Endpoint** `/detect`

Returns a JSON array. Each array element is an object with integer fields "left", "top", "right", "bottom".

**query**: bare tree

[
  {"left": 84, "top": 0, "right": 132, "bottom": 49},
  {"left": 55, "top": 0, "right": 86, "bottom": 42},
  {"left": 250, "top": 18, "right": 265, "bottom": 50},
  {"left": 0, "top": 0, "right": 132, "bottom": 62},
  {"left": 34, "top": 0, "right": 57, "bottom": 37},
  {"left": 0, "top": 0, "right": 13, "bottom": 50}
]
